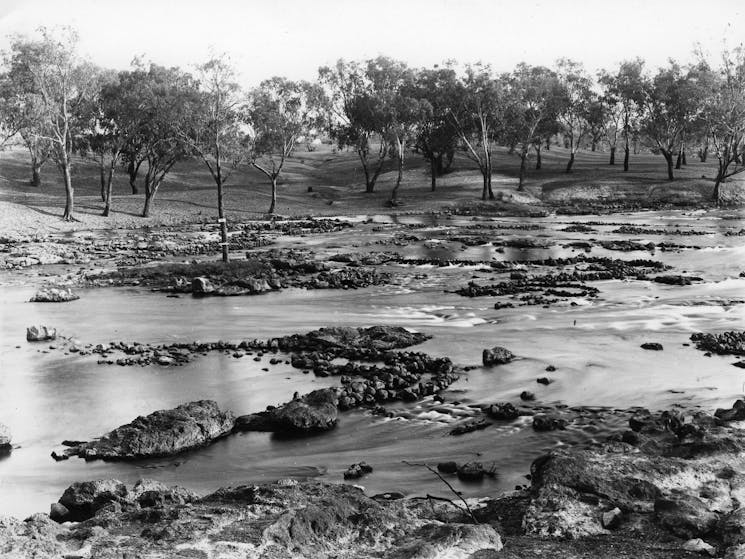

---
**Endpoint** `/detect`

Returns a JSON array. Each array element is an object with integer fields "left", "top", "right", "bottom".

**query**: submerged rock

[
  {"left": 26, "top": 325, "right": 56, "bottom": 342},
  {"left": 482, "top": 346, "right": 515, "bottom": 366},
  {"left": 29, "top": 286, "right": 79, "bottom": 303},
  {"left": 61, "top": 400, "right": 235, "bottom": 460}
]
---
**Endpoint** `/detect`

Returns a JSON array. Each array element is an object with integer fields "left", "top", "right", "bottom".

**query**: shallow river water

[{"left": 1, "top": 210, "right": 744, "bottom": 518}]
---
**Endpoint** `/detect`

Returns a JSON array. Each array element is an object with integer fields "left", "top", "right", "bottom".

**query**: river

[{"left": 1, "top": 210, "right": 743, "bottom": 518}]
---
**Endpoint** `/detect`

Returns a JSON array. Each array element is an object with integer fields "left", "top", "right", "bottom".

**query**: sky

[{"left": 0, "top": 0, "right": 743, "bottom": 86}]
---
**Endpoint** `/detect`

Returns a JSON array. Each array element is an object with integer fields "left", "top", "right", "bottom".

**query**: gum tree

[
  {"left": 5, "top": 28, "right": 98, "bottom": 220},
  {"left": 181, "top": 55, "right": 246, "bottom": 261},
  {"left": 555, "top": 58, "right": 593, "bottom": 173},
  {"left": 247, "top": 77, "right": 325, "bottom": 214}
]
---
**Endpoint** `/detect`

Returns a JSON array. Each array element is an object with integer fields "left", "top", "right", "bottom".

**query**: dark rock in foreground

[
  {"left": 483, "top": 346, "right": 515, "bottom": 366},
  {"left": 26, "top": 325, "right": 56, "bottom": 342},
  {"left": 29, "top": 286, "right": 80, "bottom": 303},
  {"left": 2, "top": 480, "right": 503, "bottom": 557},
  {"left": 57, "top": 400, "right": 234, "bottom": 460}
]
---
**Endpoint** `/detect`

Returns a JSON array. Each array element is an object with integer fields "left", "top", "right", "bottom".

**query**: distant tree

[
  {"left": 639, "top": 61, "right": 707, "bottom": 181},
  {"left": 447, "top": 64, "right": 505, "bottom": 200},
  {"left": 555, "top": 59, "right": 594, "bottom": 173},
  {"left": 706, "top": 48, "right": 745, "bottom": 203},
  {"left": 5, "top": 28, "right": 99, "bottom": 219},
  {"left": 119, "top": 63, "right": 198, "bottom": 217},
  {"left": 586, "top": 99, "right": 606, "bottom": 152},
  {"left": 247, "top": 77, "right": 325, "bottom": 214},
  {"left": 503, "top": 64, "right": 561, "bottom": 190},
  {"left": 319, "top": 57, "right": 413, "bottom": 194},
  {"left": 180, "top": 55, "right": 246, "bottom": 262},
  {"left": 597, "top": 70, "right": 625, "bottom": 165},
  {"left": 410, "top": 65, "right": 460, "bottom": 191},
  {"left": 0, "top": 69, "right": 53, "bottom": 185},
  {"left": 603, "top": 59, "right": 646, "bottom": 171}
]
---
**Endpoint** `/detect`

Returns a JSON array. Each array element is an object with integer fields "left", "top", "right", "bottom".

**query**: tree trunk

[
  {"left": 609, "top": 147, "right": 616, "bottom": 165},
  {"left": 699, "top": 145, "right": 708, "bottom": 163},
  {"left": 142, "top": 179, "right": 157, "bottom": 217},
  {"left": 662, "top": 150, "right": 675, "bottom": 181},
  {"left": 62, "top": 161, "right": 74, "bottom": 221},
  {"left": 435, "top": 153, "right": 444, "bottom": 175},
  {"left": 565, "top": 152, "right": 575, "bottom": 173},
  {"left": 675, "top": 149, "right": 682, "bottom": 170},
  {"left": 391, "top": 147, "right": 404, "bottom": 201},
  {"left": 99, "top": 156, "right": 107, "bottom": 202},
  {"left": 127, "top": 159, "right": 140, "bottom": 194},
  {"left": 681, "top": 149, "right": 687, "bottom": 165},
  {"left": 545, "top": 137, "right": 551, "bottom": 150},
  {"left": 269, "top": 177, "right": 277, "bottom": 214},
  {"left": 430, "top": 157, "right": 437, "bottom": 192},
  {"left": 591, "top": 140, "right": 597, "bottom": 152},
  {"left": 102, "top": 164, "right": 115, "bottom": 217},
  {"left": 713, "top": 172, "right": 723, "bottom": 206},
  {"left": 518, "top": 152, "right": 527, "bottom": 191},
  {"left": 623, "top": 138, "right": 630, "bottom": 171},
  {"left": 535, "top": 146, "right": 542, "bottom": 170},
  {"left": 31, "top": 159, "right": 42, "bottom": 187},
  {"left": 217, "top": 179, "right": 229, "bottom": 262}
]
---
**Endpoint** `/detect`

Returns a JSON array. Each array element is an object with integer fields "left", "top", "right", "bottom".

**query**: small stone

[
  {"left": 682, "top": 538, "right": 716, "bottom": 556},
  {"left": 601, "top": 507, "right": 622, "bottom": 529},
  {"left": 520, "top": 391, "right": 535, "bottom": 401},
  {"left": 641, "top": 342, "right": 664, "bottom": 351},
  {"left": 536, "top": 377, "right": 553, "bottom": 385}
]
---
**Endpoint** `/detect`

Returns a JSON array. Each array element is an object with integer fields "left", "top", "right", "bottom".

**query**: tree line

[{"left": 1, "top": 28, "right": 744, "bottom": 259}]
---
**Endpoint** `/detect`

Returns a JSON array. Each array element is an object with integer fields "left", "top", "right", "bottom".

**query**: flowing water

[{"left": 1, "top": 210, "right": 744, "bottom": 518}]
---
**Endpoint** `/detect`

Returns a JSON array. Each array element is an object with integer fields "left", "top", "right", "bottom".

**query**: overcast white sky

[{"left": 0, "top": 0, "right": 743, "bottom": 85}]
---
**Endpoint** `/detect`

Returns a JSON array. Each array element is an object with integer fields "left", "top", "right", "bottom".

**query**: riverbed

[{"left": 1, "top": 210, "right": 744, "bottom": 518}]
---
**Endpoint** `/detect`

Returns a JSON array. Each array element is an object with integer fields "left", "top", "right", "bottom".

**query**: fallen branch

[{"left": 403, "top": 460, "right": 478, "bottom": 523}]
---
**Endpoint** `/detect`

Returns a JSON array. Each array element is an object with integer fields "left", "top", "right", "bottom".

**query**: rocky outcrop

[
  {"left": 5, "top": 479, "right": 503, "bottom": 558},
  {"left": 235, "top": 389, "right": 338, "bottom": 435},
  {"left": 26, "top": 325, "right": 56, "bottom": 342},
  {"left": 56, "top": 400, "right": 235, "bottom": 460},
  {"left": 483, "top": 346, "right": 515, "bottom": 366},
  {"left": 691, "top": 330, "right": 745, "bottom": 356},
  {"left": 277, "top": 325, "right": 430, "bottom": 353},
  {"left": 521, "top": 402, "right": 745, "bottom": 557},
  {"left": 29, "top": 286, "right": 80, "bottom": 303}
]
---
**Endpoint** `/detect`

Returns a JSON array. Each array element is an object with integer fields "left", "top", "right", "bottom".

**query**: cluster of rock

[
  {"left": 53, "top": 400, "right": 235, "bottom": 461},
  {"left": 691, "top": 330, "right": 745, "bottom": 356},
  {"left": 0, "top": 479, "right": 503, "bottom": 558},
  {"left": 98, "top": 249, "right": 392, "bottom": 297},
  {"left": 437, "top": 460, "right": 497, "bottom": 482},
  {"left": 343, "top": 461, "right": 373, "bottom": 480},
  {"left": 612, "top": 225, "right": 713, "bottom": 236}
]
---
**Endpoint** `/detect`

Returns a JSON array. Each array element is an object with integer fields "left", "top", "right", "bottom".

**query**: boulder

[
  {"left": 268, "top": 389, "right": 338, "bottom": 433},
  {"left": 343, "top": 462, "right": 373, "bottom": 480},
  {"left": 682, "top": 539, "right": 716, "bottom": 556},
  {"left": 486, "top": 402, "right": 519, "bottom": 421},
  {"left": 26, "top": 325, "right": 56, "bottom": 342},
  {"left": 601, "top": 507, "right": 622, "bottom": 529},
  {"left": 641, "top": 342, "right": 664, "bottom": 351},
  {"left": 29, "top": 286, "right": 80, "bottom": 303},
  {"left": 191, "top": 276, "right": 214, "bottom": 296},
  {"left": 64, "top": 400, "right": 235, "bottom": 460},
  {"left": 457, "top": 462, "right": 486, "bottom": 482},
  {"left": 57, "top": 479, "right": 129, "bottom": 522},
  {"left": 532, "top": 414, "right": 567, "bottom": 431},
  {"left": 655, "top": 492, "right": 720, "bottom": 539},
  {"left": 482, "top": 346, "right": 515, "bottom": 366}
]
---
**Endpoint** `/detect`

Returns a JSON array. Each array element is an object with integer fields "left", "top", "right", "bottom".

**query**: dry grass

[{"left": 0, "top": 143, "right": 741, "bottom": 236}]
